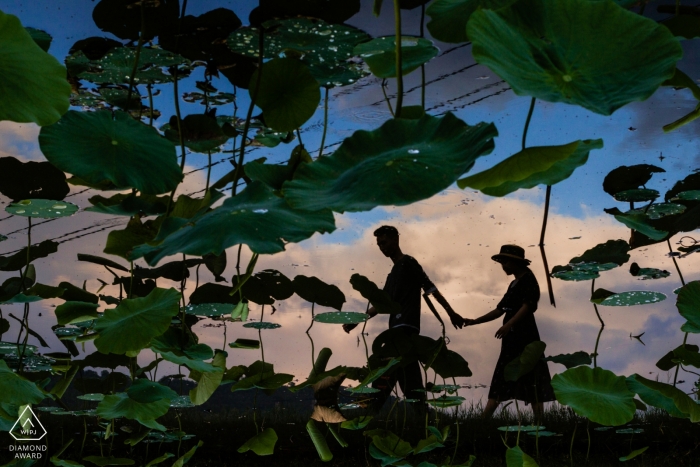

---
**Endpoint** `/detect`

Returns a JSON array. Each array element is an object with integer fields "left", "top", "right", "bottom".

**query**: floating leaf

[
  {"left": 619, "top": 446, "right": 648, "bottom": 462},
  {"left": 150, "top": 328, "right": 220, "bottom": 373},
  {"left": 77, "top": 393, "right": 105, "bottom": 402},
  {"left": 603, "top": 207, "right": 668, "bottom": 240},
  {"left": 0, "top": 157, "right": 70, "bottom": 202},
  {"left": 504, "top": 341, "right": 546, "bottom": 381},
  {"left": 350, "top": 274, "right": 401, "bottom": 314},
  {"left": 550, "top": 266, "right": 599, "bottom": 282},
  {"left": 569, "top": 240, "right": 630, "bottom": 268},
  {"left": 505, "top": 446, "right": 538, "bottom": 467},
  {"left": 55, "top": 302, "right": 99, "bottom": 326},
  {"left": 162, "top": 114, "right": 228, "bottom": 153},
  {"left": 292, "top": 275, "right": 346, "bottom": 310},
  {"left": 74, "top": 47, "right": 188, "bottom": 85},
  {"left": 229, "top": 339, "right": 260, "bottom": 350},
  {"left": 127, "top": 379, "right": 177, "bottom": 404},
  {"left": 613, "top": 188, "right": 660, "bottom": 203},
  {"left": 39, "top": 110, "right": 182, "bottom": 195},
  {"left": 314, "top": 312, "right": 367, "bottom": 324},
  {"left": 592, "top": 289, "right": 666, "bottom": 307},
  {"left": 630, "top": 203, "right": 685, "bottom": 220},
  {"left": 497, "top": 425, "right": 545, "bottom": 432},
  {"left": 6, "top": 199, "right": 78, "bottom": 219},
  {"left": 0, "top": 11, "right": 70, "bottom": 126},
  {"left": 86, "top": 194, "right": 168, "bottom": 217},
  {"left": 130, "top": 182, "right": 336, "bottom": 265},
  {"left": 677, "top": 281, "right": 700, "bottom": 329},
  {"left": 467, "top": 0, "right": 682, "bottom": 115},
  {"left": 544, "top": 352, "right": 591, "bottom": 369},
  {"left": 426, "top": 0, "right": 512, "bottom": 43},
  {"left": 626, "top": 374, "right": 700, "bottom": 421},
  {"left": 238, "top": 428, "right": 278, "bottom": 456},
  {"left": 228, "top": 18, "right": 370, "bottom": 87},
  {"left": 183, "top": 303, "right": 234, "bottom": 317},
  {"left": 94, "top": 288, "right": 181, "bottom": 354},
  {"left": 603, "top": 164, "right": 665, "bottom": 197},
  {"left": 283, "top": 113, "right": 497, "bottom": 213},
  {"left": 97, "top": 393, "right": 168, "bottom": 430},
  {"left": 249, "top": 57, "right": 320, "bottom": 132},
  {"left": 242, "top": 322, "right": 281, "bottom": 330},
  {"left": 427, "top": 395, "right": 465, "bottom": 408},
  {"left": 674, "top": 190, "right": 700, "bottom": 201},
  {"left": 551, "top": 366, "right": 635, "bottom": 426},
  {"left": 458, "top": 140, "right": 603, "bottom": 196},
  {"left": 354, "top": 36, "right": 438, "bottom": 78},
  {"left": 0, "top": 240, "right": 59, "bottom": 271},
  {"left": 629, "top": 263, "right": 670, "bottom": 280}
]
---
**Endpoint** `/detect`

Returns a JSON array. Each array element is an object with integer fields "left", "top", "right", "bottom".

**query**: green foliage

[
  {"left": 283, "top": 113, "right": 497, "bottom": 212},
  {"left": 150, "top": 328, "right": 220, "bottom": 373},
  {"left": 94, "top": 288, "right": 180, "bottom": 354},
  {"left": 250, "top": 58, "right": 320, "bottom": 132},
  {"left": 131, "top": 182, "right": 336, "bottom": 265},
  {"left": 504, "top": 341, "right": 545, "bottom": 381},
  {"left": 6, "top": 199, "right": 76, "bottom": 219},
  {"left": 603, "top": 164, "right": 665, "bottom": 197},
  {"left": 314, "top": 312, "right": 367, "bottom": 324},
  {"left": 350, "top": 274, "right": 401, "bottom": 314},
  {"left": 551, "top": 366, "right": 636, "bottom": 426},
  {"left": 570, "top": 240, "right": 631, "bottom": 268},
  {"left": 0, "top": 360, "right": 47, "bottom": 406},
  {"left": 591, "top": 288, "right": 666, "bottom": 306},
  {"left": 86, "top": 194, "right": 169, "bottom": 217},
  {"left": 354, "top": 36, "right": 438, "bottom": 78},
  {"left": 39, "top": 110, "right": 182, "bottom": 194},
  {"left": 467, "top": 0, "right": 682, "bottom": 115},
  {"left": 543, "top": 351, "right": 591, "bottom": 369},
  {"left": 237, "top": 428, "right": 278, "bottom": 456},
  {"left": 162, "top": 114, "right": 229, "bottom": 153},
  {"left": 426, "top": 0, "right": 513, "bottom": 43},
  {"left": 604, "top": 207, "right": 668, "bottom": 240},
  {"left": 505, "top": 446, "right": 539, "bottom": 467},
  {"left": 677, "top": 281, "right": 700, "bottom": 329},
  {"left": 307, "top": 419, "right": 333, "bottom": 461},
  {"left": 189, "top": 351, "right": 227, "bottom": 405},
  {"left": 0, "top": 240, "right": 58, "bottom": 271},
  {"left": 458, "top": 140, "right": 603, "bottom": 195},
  {"left": 619, "top": 447, "right": 648, "bottom": 462},
  {"left": 0, "top": 11, "right": 70, "bottom": 126},
  {"left": 626, "top": 374, "right": 700, "bottom": 422},
  {"left": 292, "top": 275, "right": 346, "bottom": 310},
  {"left": 55, "top": 302, "right": 99, "bottom": 326}
]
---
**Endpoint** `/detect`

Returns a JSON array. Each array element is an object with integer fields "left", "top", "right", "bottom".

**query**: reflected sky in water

[{"left": 0, "top": 0, "right": 698, "bottom": 404}]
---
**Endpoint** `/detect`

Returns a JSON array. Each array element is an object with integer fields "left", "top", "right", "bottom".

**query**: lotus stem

[
  {"left": 393, "top": 0, "right": 403, "bottom": 118},
  {"left": 147, "top": 84, "right": 154, "bottom": 126},
  {"left": 125, "top": 1, "right": 145, "bottom": 114},
  {"left": 381, "top": 79, "right": 395, "bottom": 116},
  {"left": 318, "top": 87, "right": 329, "bottom": 158},
  {"left": 522, "top": 97, "right": 536, "bottom": 150},
  {"left": 420, "top": 4, "right": 426, "bottom": 109},
  {"left": 569, "top": 421, "right": 577, "bottom": 467},
  {"left": 539, "top": 186, "right": 556, "bottom": 306}
]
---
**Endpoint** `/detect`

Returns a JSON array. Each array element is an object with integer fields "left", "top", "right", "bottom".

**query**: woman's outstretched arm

[
  {"left": 495, "top": 303, "right": 531, "bottom": 339},
  {"left": 467, "top": 308, "right": 506, "bottom": 326}
]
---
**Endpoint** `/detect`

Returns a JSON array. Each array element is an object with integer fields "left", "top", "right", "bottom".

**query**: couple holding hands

[{"left": 343, "top": 226, "right": 555, "bottom": 418}]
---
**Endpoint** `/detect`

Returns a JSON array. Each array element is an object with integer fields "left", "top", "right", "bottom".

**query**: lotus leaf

[
  {"left": 629, "top": 263, "right": 670, "bottom": 280},
  {"left": 162, "top": 114, "right": 228, "bottom": 153},
  {"left": 0, "top": 157, "right": 70, "bottom": 202},
  {"left": 1, "top": 283, "right": 65, "bottom": 304},
  {"left": 189, "top": 351, "right": 226, "bottom": 405},
  {"left": 467, "top": 0, "right": 682, "bottom": 115},
  {"left": 169, "top": 396, "right": 195, "bottom": 408},
  {"left": 673, "top": 346, "right": 700, "bottom": 369},
  {"left": 427, "top": 395, "right": 466, "bottom": 408},
  {"left": 341, "top": 416, "right": 373, "bottom": 430},
  {"left": 619, "top": 446, "right": 648, "bottom": 462},
  {"left": 426, "top": 0, "right": 513, "bottom": 43},
  {"left": 77, "top": 254, "right": 129, "bottom": 272},
  {"left": 681, "top": 321, "right": 700, "bottom": 333},
  {"left": 229, "top": 18, "right": 370, "bottom": 87},
  {"left": 626, "top": 374, "right": 700, "bottom": 421},
  {"left": 347, "top": 358, "right": 401, "bottom": 393},
  {"left": 504, "top": 341, "right": 546, "bottom": 381},
  {"left": 550, "top": 266, "right": 599, "bottom": 282},
  {"left": 183, "top": 303, "right": 234, "bottom": 317},
  {"left": 130, "top": 182, "right": 336, "bottom": 265},
  {"left": 591, "top": 289, "right": 666, "bottom": 307},
  {"left": 601, "top": 164, "right": 663, "bottom": 198},
  {"left": 414, "top": 435, "right": 444, "bottom": 454},
  {"left": 551, "top": 366, "right": 635, "bottom": 426},
  {"left": 55, "top": 302, "right": 99, "bottom": 326},
  {"left": 458, "top": 140, "right": 603, "bottom": 196},
  {"left": 25, "top": 26, "right": 51, "bottom": 52},
  {"left": 544, "top": 351, "right": 591, "bottom": 369},
  {"left": 428, "top": 345, "right": 472, "bottom": 379},
  {"left": 0, "top": 11, "right": 70, "bottom": 126},
  {"left": 292, "top": 275, "right": 346, "bottom": 309},
  {"left": 505, "top": 446, "right": 538, "bottom": 467},
  {"left": 190, "top": 284, "right": 238, "bottom": 305},
  {"left": 569, "top": 240, "right": 630, "bottom": 268},
  {"left": 6, "top": 199, "right": 78, "bottom": 219},
  {"left": 40, "top": 110, "right": 182, "bottom": 194},
  {"left": 630, "top": 203, "right": 686, "bottom": 221},
  {"left": 77, "top": 393, "right": 105, "bottom": 402},
  {"left": 94, "top": 288, "right": 180, "bottom": 354},
  {"left": 237, "top": 428, "right": 277, "bottom": 456},
  {"left": 674, "top": 190, "right": 700, "bottom": 201},
  {"left": 74, "top": 47, "right": 189, "bottom": 85},
  {"left": 150, "top": 328, "right": 220, "bottom": 373},
  {"left": 229, "top": 339, "right": 260, "bottom": 350},
  {"left": 249, "top": 58, "right": 320, "bottom": 132},
  {"left": 527, "top": 431, "right": 558, "bottom": 437},
  {"left": 603, "top": 208, "right": 668, "bottom": 240},
  {"left": 0, "top": 360, "right": 46, "bottom": 406},
  {"left": 86, "top": 194, "right": 168, "bottom": 217},
  {"left": 92, "top": 0, "right": 179, "bottom": 41},
  {"left": 677, "top": 281, "right": 700, "bottom": 328},
  {"left": 354, "top": 36, "right": 439, "bottom": 78},
  {"left": 159, "top": 8, "right": 241, "bottom": 62},
  {"left": 284, "top": 113, "right": 497, "bottom": 212},
  {"left": 365, "top": 428, "right": 413, "bottom": 460},
  {"left": 497, "top": 425, "right": 545, "bottom": 432},
  {"left": 126, "top": 379, "right": 177, "bottom": 404},
  {"left": 242, "top": 322, "right": 281, "bottom": 330},
  {"left": 96, "top": 393, "right": 169, "bottom": 429},
  {"left": 350, "top": 274, "right": 401, "bottom": 314},
  {"left": 314, "top": 312, "right": 367, "bottom": 324},
  {"left": 613, "top": 188, "right": 660, "bottom": 203},
  {"left": 253, "top": 270, "right": 294, "bottom": 301},
  {"left": 0, "top": 240, "right": 59, "bottom": 271}
]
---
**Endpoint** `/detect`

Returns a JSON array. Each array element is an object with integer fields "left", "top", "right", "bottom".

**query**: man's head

[{"left": 374, "top": 225, "right": 400, "bottom": 258}]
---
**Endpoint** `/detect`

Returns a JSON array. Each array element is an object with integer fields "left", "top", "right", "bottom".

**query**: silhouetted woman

[{"left": 464, "top": 245, "right": 555, "bottom": 418}]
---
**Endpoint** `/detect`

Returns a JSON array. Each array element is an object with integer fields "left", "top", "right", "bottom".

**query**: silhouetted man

[{"left": 343, "top": 225, "right": 464, "bottom": 408}]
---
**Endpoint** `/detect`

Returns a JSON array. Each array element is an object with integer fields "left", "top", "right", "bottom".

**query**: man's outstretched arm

[{"left": 430, "top": 290, "right": 464, "bottom": 329}]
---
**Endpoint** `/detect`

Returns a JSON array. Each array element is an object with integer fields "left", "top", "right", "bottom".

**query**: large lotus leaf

[
  {"left": 354, "top": 36, "right": 438, "bottom": 78},
  {"left": 162, "top": 114, "right": 228, "bottom": 153},
  {"left": 604, "top": 208, "right": 668, "bottom": 240},
  {"left": 74, "top": 47, "right": 189, "bottom": 85},
  {"left": 673, "top": 190, "right": 700, "bottom": 201},
  {"left": 544, "top": 351, "right": 591, "bottom": 369},
  {"left": 104, "top": 217, "right": 164, "bottom": 261},
  {"left": 569, "top": 240, "right": 630, "bottom": 268},
  {"left": 96, "top": 393, "right": 169, "bottom": 426},
  {"left": 55, "top": 302, "right": 99, "bottom": 326},
  {"left": 0, "top": 360, "right": 46, "bottom": 406},
  {"left": 504, "top": 341, "right": 546, "bottom": 382},
  {"left": 150, "top": 328, "right": 220, "bottom": 373},
  {"left": 0, "top": 240, "right": 59, "bottom": 271},
  {"left": 0, "top": 11, "right": 70, "bottom": 126},
  {"left": 314, "top": 312, "right": 367, "bottom": 324},
  {"left": 656, "top": 344, "right": 700, "bottom": 371},
  {"left": 591, "top": 288, "right": 666, "bottom": 306},
  {"left": 630, "top": 203, "right": 686, "bottom": 221},
  {"left": 427, "top": 395, "right": 466, "bottom": 408},
  {"left": 127, "top": 379, "right": 177, "bottom": 404},
  {"left": 550, "top": 265, "right": 599, "bottom": 282},
  {"left": 365, "top": 429, "right": 414, "bottom": 459},
  {"left": 350, "top": 273, "right": 401, "bottom": 314},
  {"left": 428, "top": 346, "right": 472, "bottom": 379},
  {"left": 626, "top": 374, "right": 700, "bottom": 422},
  {"left": 189, "top": 351, "right": 226, "bottom": 405},
  {"left": 425, "top": 0, "right": 512, "bottom": 43},
  {"left": 467, "top": 0, "right": 682, "bottom": 115},
  {"left": 39, "top": 110, "right": 182, "bottom": 195},
  {"left": 613, "top": 188, "right": 660, "bottom": 203},
  {"left": 0, "top": 157, "right": 69, "bottom": 202},
  {"left": 92, "top": 0, "right": 179, "bottom": 41},
  {"left": 94, "top": 288, "right": 180, "bottom": 354},
  {"left": 292, "top": 275, "right": 345, "bottom": 309},
  {"left": 6, "top": 199, "right": 78, "bottom": 219},
  {"left": 603, "top": 164, "right": 665, "bottom": 197},
  {"left": 677, "top": 281, "right": 700, "bottom": 328},
  {"left": 130, "top": 182, "right": 336, "bottom": 265},
  {"left": 551, "top": 366, "right": 635, "bottom": 426},
  {"left": 86, "top": 193, "right": 168, "bottom": 217},
  {"left": 189, "top": 283, "right": 238, "bottom": 305},
  {"left": 673, "top": 346, "right": 700, "bottom": 370},
  {"left": 283, "top": 113, "right": 497, "bottom": 212},
  {"left": 159, "top": 8, "right": 241, "bottom": 62},
  {"left": 505, "top": 446, "right": 538, "bottom": 467},
  {"left": 457, "top": 139, "right": 602, "bottom": 196},
  {"left": 237, "top": 428, "right": 278, "bottom": 456},
  {"left": 249, "top": 57, "right": 320, "bottom": 132},
  {"left": 254, "top": 270, "right": 294, "bottom": 301},
  {"left": 228, "top": 18, "right": 369, "bottom": 87}
]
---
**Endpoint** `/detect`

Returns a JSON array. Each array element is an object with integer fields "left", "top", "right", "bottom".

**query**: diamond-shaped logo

[{"left": 10, "top": 406, "right": 47, "bottom": 441}]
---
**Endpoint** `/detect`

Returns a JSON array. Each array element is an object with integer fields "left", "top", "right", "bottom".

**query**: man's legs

[{"left": 482, "top": 398, "right": 499, "bottom": 418}]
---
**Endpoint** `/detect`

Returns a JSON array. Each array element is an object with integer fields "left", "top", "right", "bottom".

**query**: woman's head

[{"left": 491, "top": 244, "right": 530, "bottom": 275}]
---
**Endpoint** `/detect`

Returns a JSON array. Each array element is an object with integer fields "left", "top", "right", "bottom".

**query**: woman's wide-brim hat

[{"left": 491, "top": 244, "right": 531, "bottom": 265}]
